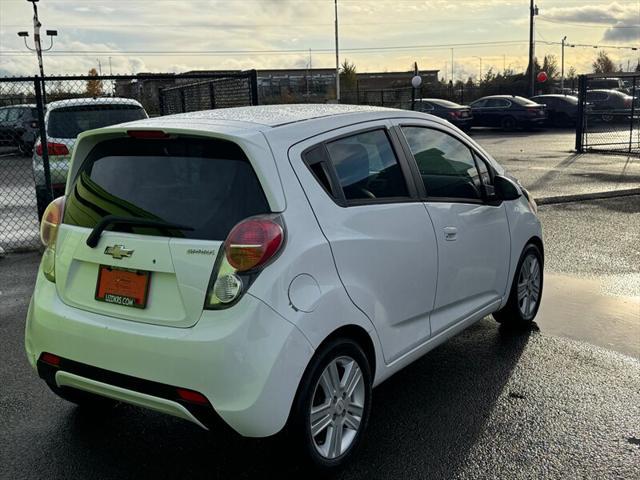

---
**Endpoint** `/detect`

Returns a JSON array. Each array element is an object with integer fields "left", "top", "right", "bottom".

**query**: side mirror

[{"left": 494, "top": 175, "right": 522, "bottom": 201}]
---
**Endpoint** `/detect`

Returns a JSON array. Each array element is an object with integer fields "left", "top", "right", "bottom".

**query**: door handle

[{"left": 444, "top": 227, "right": 457, "bottom": 241}]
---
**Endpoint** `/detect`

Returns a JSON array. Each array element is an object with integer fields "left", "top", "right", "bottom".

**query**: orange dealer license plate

[{"left": 95, "top": 265, "right": 151, "bottom": 309}]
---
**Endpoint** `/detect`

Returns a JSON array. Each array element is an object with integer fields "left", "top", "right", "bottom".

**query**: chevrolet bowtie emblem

[{"left": 104, "top": 245, "right": 134, "bottom": 260}]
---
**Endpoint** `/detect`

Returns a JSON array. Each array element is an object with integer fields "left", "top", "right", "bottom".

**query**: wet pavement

[
  {"left": 0, "top": 196, "right": 638, "bottom": 479},
  {"left": 472, "top": 129, "right": 640, "bottom": 199}
]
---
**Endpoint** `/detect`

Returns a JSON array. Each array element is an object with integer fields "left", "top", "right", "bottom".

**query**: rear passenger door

[
  {"left": 288, "top": 123, "right": 438, "bottom": 364},
  {"left": 397, "top": 123, "right": 510, "bottom": 335}
]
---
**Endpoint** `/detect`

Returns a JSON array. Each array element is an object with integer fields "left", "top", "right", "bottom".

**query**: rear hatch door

[{"left": 55, "top": 133, "right": 271, "bottom": 328}]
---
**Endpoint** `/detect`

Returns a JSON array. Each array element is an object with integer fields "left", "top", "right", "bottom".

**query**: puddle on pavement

[{"left": 536, "top": 273, "right": 640, "bottom": 358}]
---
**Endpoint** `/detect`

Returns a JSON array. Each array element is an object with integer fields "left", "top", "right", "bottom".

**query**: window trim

[
  {"left": 394, "top": 122, "right": 500, "bottom": 206},
  {"left": 301, "top": 125, "right": 420, "bottom": 208}
]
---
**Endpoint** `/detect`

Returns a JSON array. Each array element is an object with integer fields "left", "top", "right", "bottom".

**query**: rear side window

[
  {"left": 325, "top": 130, "right": 409, "bottom": 201},
  {"left": 64, "top": 137, "right": 270, "bottom": 241},
  {"left": 48, "top": 105, "right": 147, "bottom": 138},
  {"left": 402, "top": 127, "right": 483, "bottom": 201}
]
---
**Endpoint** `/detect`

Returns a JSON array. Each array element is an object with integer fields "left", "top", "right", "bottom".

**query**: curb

[{"left": 537, "top": 188, "right": 640, "bottom": 206}]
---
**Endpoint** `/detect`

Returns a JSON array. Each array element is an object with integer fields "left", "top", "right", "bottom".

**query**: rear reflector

[
  {"left": 176, "top": 388, "right": 209, "bottom": 405},
  {"left": 127, "top": 130, "right": 170, "bottom": 139},
  {"left": 40, "top": 352, "right": 61, "bottom": 367}
]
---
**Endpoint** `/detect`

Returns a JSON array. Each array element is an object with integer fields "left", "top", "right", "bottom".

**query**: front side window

[
  {"left": 402, "top": 127, "right": 484, "bottom": 201},
  {"left": 325, "top": 129, "right": 409, "bottom": 201}
]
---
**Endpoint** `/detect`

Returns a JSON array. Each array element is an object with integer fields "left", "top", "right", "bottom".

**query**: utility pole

[
  {"left": 108, "top": 56, "right": 113, "bottom": 75},
  {"left": 97, "top": 58, "right": 102, "bottom": 75},
  {"left": 561, "top": 36, "right": 567, "bottom": 91},
  {"left": 450, "top": 48, "right": 454, "bottom": 83},
  {"left": 528, "top": 0, "right": 538, "bottom": 96},
  {"left": 334, "top": 0, "right": 340, "bottom": 102},
  {"left": 503, "top": 54, "right": 506, "bottom": 73}
]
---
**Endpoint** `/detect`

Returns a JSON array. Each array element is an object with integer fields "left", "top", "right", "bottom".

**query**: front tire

[
  {"left": 289, "top": 338, "right": 372, "bottom": 470},
  {"left": 493, "top": 243, "right": 543, "bottom": 327}
]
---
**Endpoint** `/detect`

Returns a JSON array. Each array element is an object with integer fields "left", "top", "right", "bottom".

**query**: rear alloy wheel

[
  {"left": 501, "top": 116, "right": 517, "bottom": 130},
  {"left": 290, "top": 338, "right": 372, "bottom": 470},
  {"left": 493, "top": 243, "right": 543, "bottom": 327}
]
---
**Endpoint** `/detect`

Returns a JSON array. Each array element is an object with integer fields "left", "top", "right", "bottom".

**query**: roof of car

[
  {"left": 46, "top": 97, "right": 144, "bottom": 111},
  {"left": 140, "top": 104, "right": 402, "bottom": 127},
  {"left": 531, "top": 94, "right": 577, "bottom": 98},
  {"left": 115, "top": 104, "right": 440, "bottom": 137},
  {"left": 587, "top": 89, "right": 626, "bottom": 95}
]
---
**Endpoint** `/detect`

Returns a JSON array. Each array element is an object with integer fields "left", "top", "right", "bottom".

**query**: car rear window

[
  {"left": 48, "top": 104, "right": 147, "bottom": 138},
  {"left": 512, "top": 96, "right": 539, "bottom": 106},
  {"left": 64, "top": 137, "right": 270, "bottom": 241}
]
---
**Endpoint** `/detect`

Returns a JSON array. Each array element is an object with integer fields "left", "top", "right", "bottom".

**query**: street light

[
  {"left": 561, "top": 36, "right": 567, "bottom": 91},
  {"left": 18, "top": 0, "right": 57, "bottom": 81}
]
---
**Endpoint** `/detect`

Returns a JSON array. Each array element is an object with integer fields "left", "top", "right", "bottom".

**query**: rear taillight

[
  {"left": 205, "top": 215, "right": 285, "bottom": 309},
  {"left": 39, "top": 196, "right": 65, "bottom": 282},
  {"left": 527, "top": 108, "right": 539, "bottom": 115},
  {"left": 449, "top": 111, "right": 460, "bottom": 119},
  {"left": 225, "top": 218, "right": 284, "bottom": 272},
  {"left": 624, "top": 97, "right": 633, "bottom": 107},
  {"left": 39, "top": 352, "right": 61, "bottom": 367},
  {"left": 35, "top": 142, "right": 69, "bottom": 156}
]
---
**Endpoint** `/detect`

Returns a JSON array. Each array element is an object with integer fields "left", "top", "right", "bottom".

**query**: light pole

[
  {"left": 334, "top": 0, "right": 340, "bottom": 102},
  {"left": 560, "top": 36, "right": 566, "bottom": 90},
  {"left": 473, "top": 56, "right": 482, "bottom": 81},
  {"left": 450, "top": 48, "right": 454, "bottom": 83},
  {"left": 528, "top": 1, "right": 539, "bottom": 96},
  {"left": 18, "top": 0, "right": 56, "bottom": 81}
]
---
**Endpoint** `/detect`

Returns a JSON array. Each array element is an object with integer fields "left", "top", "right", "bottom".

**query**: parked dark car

[
  {"left": 585, "top": 89, "right": 636, "bottom": 123},
  {"left": 414, "top": 98, "right": 473, "bottom": 130},
  {"left": 587, "top": 78, "right": 626, "bottom": 92},
  {"left": 0, "top": 104, "right": 39, "bottom": 155},
  {"left": 530, "top": 94, "right": 578, "bottom": 127},
  {"left": 469, "top": 95, "right": 546, "bottom": 130}
]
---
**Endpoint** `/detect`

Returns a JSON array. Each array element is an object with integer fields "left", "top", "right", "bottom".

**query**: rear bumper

[{"left": 25, "top": 268, "right": 315, "bottom": 437}]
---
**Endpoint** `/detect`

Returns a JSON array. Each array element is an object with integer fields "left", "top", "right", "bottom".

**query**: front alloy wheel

[
  {"left": 493, "top": 243, "right": 544, "bottom": 327},
  {"left": 516, "top": 253, "right": 542, "bottom": 320}
]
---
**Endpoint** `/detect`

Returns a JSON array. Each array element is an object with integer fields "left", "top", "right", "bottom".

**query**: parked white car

[
  {"left": 26, "top": 104, "right": 543, "bottom": 469},
  {"left": 32, "top": 97, "right": 147, "bottom": 218}
]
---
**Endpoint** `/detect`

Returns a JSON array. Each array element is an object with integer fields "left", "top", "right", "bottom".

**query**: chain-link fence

[
  {"left": 0, "top": 72, "right": 258, "bottom": 253},
  {"left": 576, "top": 73, "right": 639, "bottom": 154}
]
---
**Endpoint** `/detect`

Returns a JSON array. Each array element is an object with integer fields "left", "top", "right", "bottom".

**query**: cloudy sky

[{"left": 0, "top": 0, "right": 638, "bottom": 79}]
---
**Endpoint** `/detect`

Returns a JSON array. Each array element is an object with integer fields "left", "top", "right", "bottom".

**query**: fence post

[
  {"left": 575, "top": 75, "right": 586, "bottom": 152},
  {"left": 249, "top": 69, "right": 259, "bottom": 106},
  {"left": 34, "top": 76, "right": 52, "bottom": 203},
  {"left": 629, "top": 76, "right": 636, "bottom": 154},
  {"left": 380, "top": 90, "right": 384, "bottom": 107}
]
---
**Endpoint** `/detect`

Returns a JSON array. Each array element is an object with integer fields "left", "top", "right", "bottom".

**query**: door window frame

[
  {"left": 301, "top": 125, "right": 420, "bottom": 208},
  {"left": 393, "top": 122, "right": 499, "bottom": 206}
]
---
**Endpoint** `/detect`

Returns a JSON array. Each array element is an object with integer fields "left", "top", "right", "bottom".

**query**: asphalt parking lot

[{"left": 1, "top": 195, "right": 638, "bottom": 479}]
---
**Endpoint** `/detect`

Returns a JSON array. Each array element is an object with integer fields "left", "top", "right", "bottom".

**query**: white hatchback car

[{"left": 26, "top": 104, "right": 543, "bottom": 469}]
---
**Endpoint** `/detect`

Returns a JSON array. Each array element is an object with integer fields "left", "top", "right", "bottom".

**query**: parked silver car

[{"left": 33, "top": 97, "right": 147, "bottom": 218}]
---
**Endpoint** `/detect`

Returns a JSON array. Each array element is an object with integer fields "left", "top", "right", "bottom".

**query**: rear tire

[
  {"left": 493, "top": 243, "right": 543, "bottom": 328},
  {"left": 46, "top": 383, "right": 118, "bottom": 410},
  {"left": 288, "top": 337, "right": 372, "bottom": 470}
]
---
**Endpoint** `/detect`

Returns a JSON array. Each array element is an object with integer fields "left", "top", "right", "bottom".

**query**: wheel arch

[
  {"left": 526, "top": 235, "right": 544, "bottom": 262},
  {"left": 317, "top": 325, "right": 377, "bottom": 380}
]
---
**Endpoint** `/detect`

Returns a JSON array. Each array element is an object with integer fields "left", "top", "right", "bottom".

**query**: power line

[
  {"left": 0, "top": 39, "right": 531, "bottom": 57},
  {"left": 537, "top": 18, "right": 640, "bottom": 29}
]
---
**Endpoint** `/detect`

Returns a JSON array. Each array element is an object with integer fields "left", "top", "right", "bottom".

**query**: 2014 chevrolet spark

[{"left": 26, "top": 104, "right": 543, "bottom": 469}]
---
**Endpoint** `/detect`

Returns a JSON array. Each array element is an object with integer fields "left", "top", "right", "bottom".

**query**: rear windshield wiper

[{"left": 86, "top": 215, "right": 194, "bottom": 248}]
